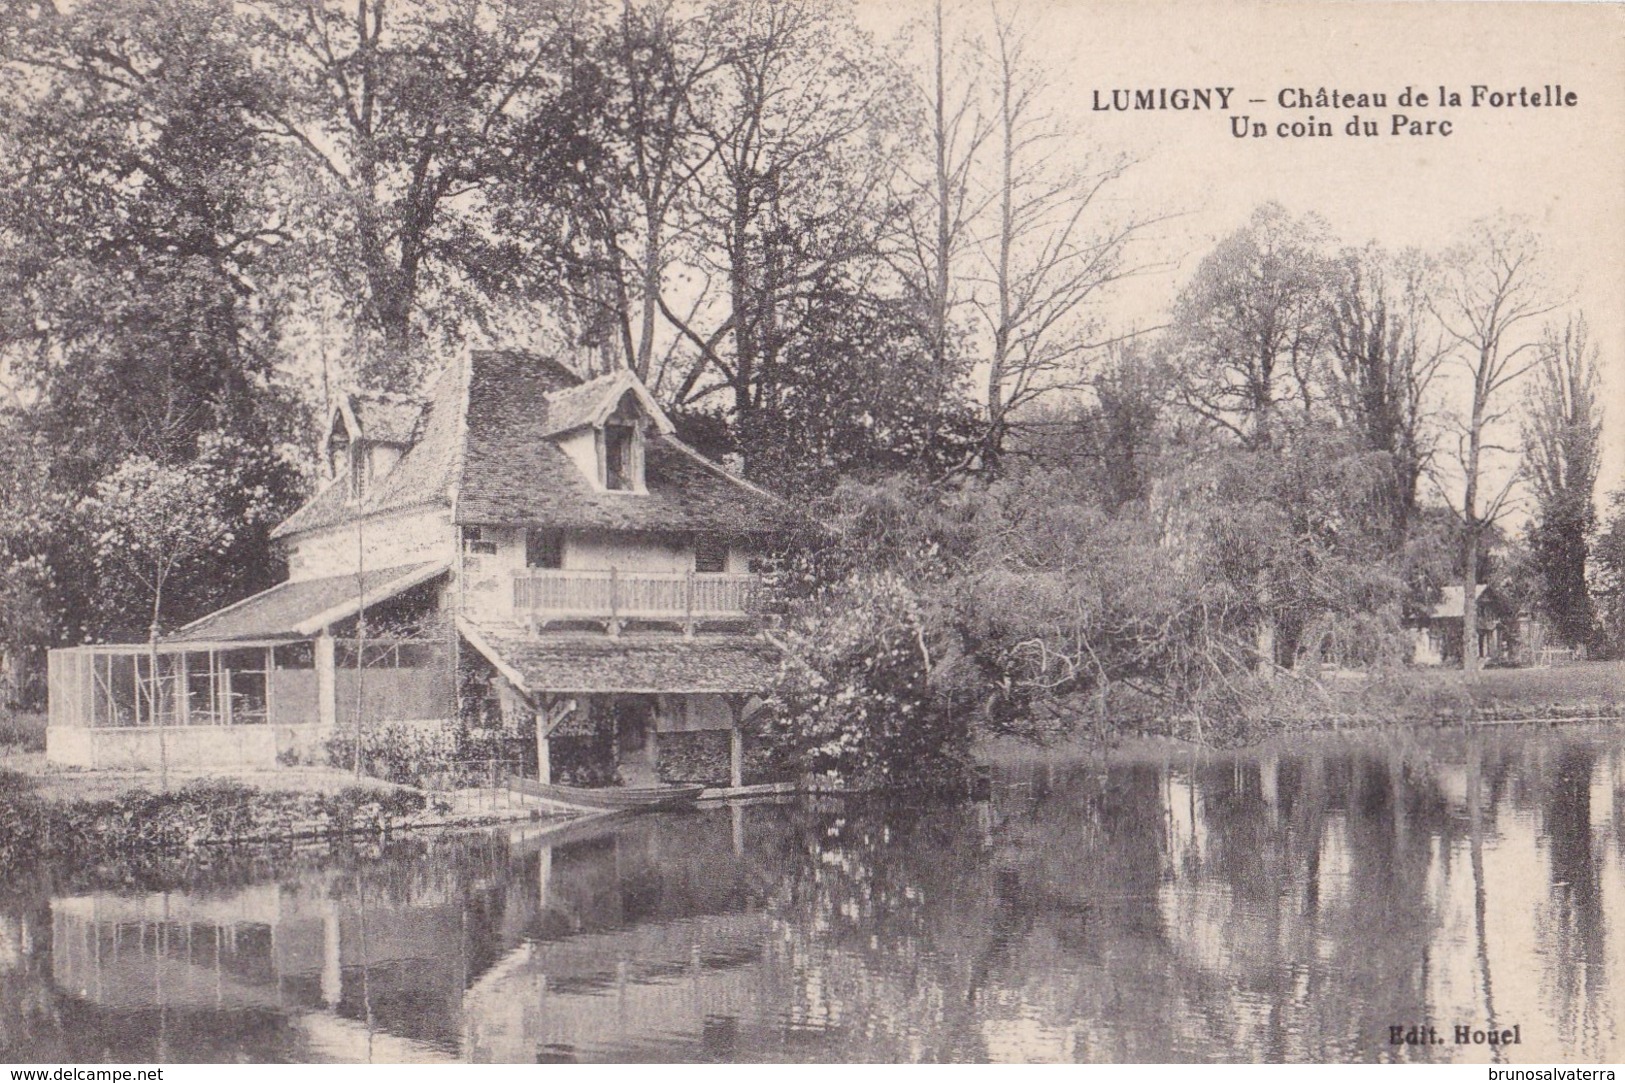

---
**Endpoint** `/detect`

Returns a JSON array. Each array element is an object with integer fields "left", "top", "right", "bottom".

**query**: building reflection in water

[{"left": 24, "top": 729, "right": 1625, "bottom": 1063}]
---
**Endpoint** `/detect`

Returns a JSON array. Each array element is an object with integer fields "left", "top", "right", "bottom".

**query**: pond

[{"left": 2, "top": 726, "right": 1621, "bottom": 1063}]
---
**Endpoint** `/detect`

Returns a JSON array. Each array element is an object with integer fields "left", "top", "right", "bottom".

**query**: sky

[{"left": 860, "top": 0, "right": 1625, "bottom": 513}]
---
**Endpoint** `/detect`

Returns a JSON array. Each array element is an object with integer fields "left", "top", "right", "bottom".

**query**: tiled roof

[
  {"left": 461, "top": 620, "right": 778, "bottom": 694},
  {"left": 272, "top": 356, "right": 474, "bottom": 539},
  {"left": 455, "top": 353, "right": 783, "bottom": 534},
  {"left": 166, "top": 562, "right": 449, "bottom": 643},
  {"left": 273, "top": 350, "right": 784, "bottom": 541},
  {"left": 540, "top": 373, "right": 628, "bottom": 436},
  {"left": 1426, "top": 584, "right": 1488, "bottom": 620}
]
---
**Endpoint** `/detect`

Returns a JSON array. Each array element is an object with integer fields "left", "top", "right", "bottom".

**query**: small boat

[{"left": 506, "top": 776, "right": 706, "bottom": 811}]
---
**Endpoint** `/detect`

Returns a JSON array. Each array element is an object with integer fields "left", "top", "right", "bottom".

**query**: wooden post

[
  {"left": 684, "top": 572, "right": 695, "bottom": 637},
  {"left": 728, "top": 696, "right": 744, "bottom": 790},
  {"left": 178, "top": 653, "right": 191, "bottom": 727},
  {"left": 535, "top": 694, "right": 576, "bottom": 787},
  {"left": 315, "top": 633, "right": 337, "bottom": 730},
  {"left": 264, "top": 647, "right": 276, "bottom": 727}
]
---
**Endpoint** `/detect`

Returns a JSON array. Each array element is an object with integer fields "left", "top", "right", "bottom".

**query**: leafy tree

[
  {"left": 0, "top": 0, "right": 311, "bottom": 683},
  {"left": 81, "top": 433, "right": 284, "bottom": 639},
  {"left": 499, "top": 0, "right": 724, "bottom": 381},
  {"left": 738, "top": 289, "right": 980, "bottom": 496},
  {"left": 0, "top": 0, "right": 296, "bottom": 460},
  {"left": 1174, "top": 427, "right": 1406, "bottom": 670},
  {"left": 1171, "top": 203, "right": 1332, "bottom": 450},
  {"left": 0, "top": 420, "right": 73, "bottom": 707},
  {"left": 1325, "top": 244, "right": 1445, "bottom": 535},
  {"left": 653, "top": 0, "right": 908, "bottom": 436},
  {"left": 246, "top": 0, "right": 590, "bottom": 385},
  {"left": 1522, "top": 315, "right": 1603, "bottom": 649},
  {"left": 1592, "top": 488, "right": 1625, "bottom": 658},
  {"left": 761, "top": 570, "right": 972, "bottom": 790},
  {"left": 80, "top": 434, "right": 280, "bottom": 785}
]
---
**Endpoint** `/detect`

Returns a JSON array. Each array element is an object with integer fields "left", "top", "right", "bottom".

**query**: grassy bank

[
  {"left": 0, "top": 771, "right": 446, "bottom": 866},
  {"left": 980, "top": 660, "right": 1625, "bottom": 757},
  {"left": 1317, "top": 660, "right": 1625, "bottom": 722}
]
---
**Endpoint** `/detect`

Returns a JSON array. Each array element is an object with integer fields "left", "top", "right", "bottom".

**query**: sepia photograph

[{"left": 0, "top": 0, "right": 1621, "bottom": 1068}]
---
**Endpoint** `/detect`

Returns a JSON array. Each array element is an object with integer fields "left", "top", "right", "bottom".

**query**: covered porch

[{"left": 458, "top": 619, "right": 778, "bottom": 789}]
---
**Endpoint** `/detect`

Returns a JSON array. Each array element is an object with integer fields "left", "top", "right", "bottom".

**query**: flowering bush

[{"left": 758, "top": 571, "right": 972, "bottom": 792}]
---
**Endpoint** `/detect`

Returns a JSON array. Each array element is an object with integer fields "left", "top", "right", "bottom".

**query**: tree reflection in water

[{"left": 2, "top": 727, "right": 1621, "bottom": 1063}]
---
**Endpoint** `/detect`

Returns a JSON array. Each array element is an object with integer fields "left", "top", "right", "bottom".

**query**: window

[
  {"left": 328, "top": 424, "right": 350, "bottom": 481},
  {"left": 604, "top": 423, "right": 635, "bottom": 491},
  {"left": 349, "top": 443, "right": 369, "bottom": 501},
  {"left": 526, "top": 529, "right": 563, "bottom": 569},
  {"left": 694, "top": 534, "right": 727, "bottom": 574},
  {"left": 462, "top": 525, "right": 497, "bottom": 556}
]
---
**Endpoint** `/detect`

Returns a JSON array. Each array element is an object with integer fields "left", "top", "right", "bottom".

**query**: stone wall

[
  {"left": 47, "top": 725, "right": 280, "bottom": 769},
  {"left": 655, "top": 729, "right": 731, "bottom": 785}
]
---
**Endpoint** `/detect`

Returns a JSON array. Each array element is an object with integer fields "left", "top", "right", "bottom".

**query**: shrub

[
  {"left": 759, "top": 571, "right": 972, "bottom": 792},
  {"left": 0, "top": 711, "right": 46, "bottom": 753},
  {"left": 0, "top": 778, "right": 427, "bottom": 867},
  {"left": 326, "top": 719, "right": 523, "bottom": 789}
]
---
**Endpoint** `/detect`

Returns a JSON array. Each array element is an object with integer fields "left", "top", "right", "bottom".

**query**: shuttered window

[{"left": 694, "top": 535, "right": 727, "bottom": 574}]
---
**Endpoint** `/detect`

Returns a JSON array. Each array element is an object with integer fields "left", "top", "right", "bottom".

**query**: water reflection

[{"left": 2, "top": 727, "right": 1621, "bottom": 1063}]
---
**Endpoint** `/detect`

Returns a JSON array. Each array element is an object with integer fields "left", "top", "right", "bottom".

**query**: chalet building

[
  {"left": 1406, "top": 584, "right": 1542, "bottom": 666},
  {"left": 46, "top": 351, "right": 783, "bottom": 786}
]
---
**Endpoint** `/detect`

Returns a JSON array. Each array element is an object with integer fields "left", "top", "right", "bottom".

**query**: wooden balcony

[{"left": 512, "top": 570, "right": 761, "bottom": 632}]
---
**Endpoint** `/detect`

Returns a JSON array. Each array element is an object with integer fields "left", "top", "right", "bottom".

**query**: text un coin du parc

[{"left": 1089, "top": 85, "right": 1580, "bottom": 139}]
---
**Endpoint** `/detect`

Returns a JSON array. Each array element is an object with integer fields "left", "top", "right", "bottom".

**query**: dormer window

[
  {"left": 544, "top": 373, "right": 672, "bottom": 494},
  {"left": 604, "top": 423, "right": 635, "bottom": 491},
  {"left": 599, "top": 393, "right": 646, "bottom": 493},
  {"left": 328, "top": 417, "right": 350, "bottom": 482},
  {"left": 349, "top": 443, "right": 369, "bottom": 501}
]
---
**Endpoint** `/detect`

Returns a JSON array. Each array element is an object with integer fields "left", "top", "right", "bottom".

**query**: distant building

[
  {"left": 1407, "top": 584, "right": 1547, "bottom": 667},
  {"left": 47, "top": 352, "right": 785, "bottom": 785}
]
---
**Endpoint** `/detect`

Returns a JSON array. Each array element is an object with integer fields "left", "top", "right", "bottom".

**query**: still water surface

[{"left": 3, "top": 727, "right": 1622, "bottom": 1063}]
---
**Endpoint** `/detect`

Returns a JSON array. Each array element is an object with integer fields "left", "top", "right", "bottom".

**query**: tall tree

[
  {"left": 0, "top": 0, "right": 295, "bottom": 459},
  {"left": 973, "top": 4, "right": 1146, "bottom": 469},
  {"left": 1432, "top": 217, "right": 1555, "bottom": 671},
  {"left": 80, "top": 434, "right": 277, "bottom": 787},
  {"left": 246, "top": 0, "right": 589, "bottom": 387},
  {"left": 1523, "top": 314, "right": 1603, "bottom": 649},
  {"left": 1171, "top": 202, "right": 1331, "bottom": 451},
  {"left": 1325, "top": 244, "right": 1445, "bottom": 535},
  {"left": 656, "top": 0, "right": 908, "bottom": 440},
  {"left": 892, "top": 0, "right": 988, "bottom": 388},
  {"left": 1592, "top": 487, "right": 1625, "bottom": 658},
  {"left": 0, "top": 0, "right": 309, "bottom": 662}
]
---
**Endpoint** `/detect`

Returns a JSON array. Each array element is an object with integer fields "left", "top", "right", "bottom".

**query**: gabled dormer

[
  {"left": 541, "top": 371, "right": 675, "bottom": 494},
  {"left": 324, "top": 391, "right": 421, "bottom": 503}
]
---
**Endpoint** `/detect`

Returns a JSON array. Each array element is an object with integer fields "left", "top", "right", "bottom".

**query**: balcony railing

[{"left": 513, "top": 570, "right": 761, "bottom": 630}]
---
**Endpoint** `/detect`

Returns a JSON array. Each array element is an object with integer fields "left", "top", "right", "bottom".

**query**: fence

[{"left": 415, "top": 757, "right": 532, "bottom": 814}]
